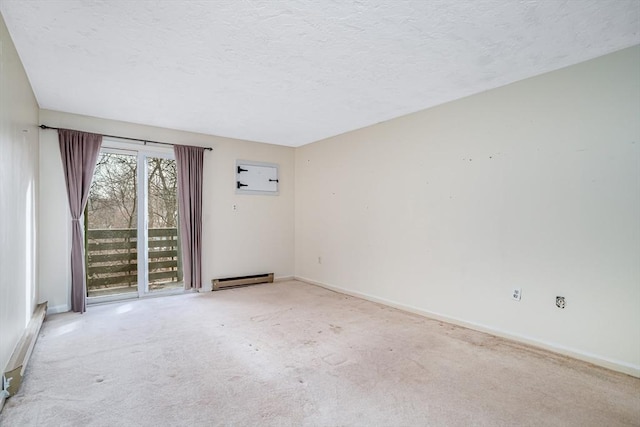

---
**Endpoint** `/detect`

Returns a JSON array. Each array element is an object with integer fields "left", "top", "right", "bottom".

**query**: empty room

[{"left": 1, "top": 1, "right": 639, "bottom": 426}]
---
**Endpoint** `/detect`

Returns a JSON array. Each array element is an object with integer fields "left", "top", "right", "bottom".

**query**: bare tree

[
  {"left": 88, "top": 153, "right": 137, "bottom": 229},
  {"left": 147, "top": 157, "right": 177, "bottom": 228},
  {"left": 88, "top": 154, "right": 178, "bottom": 229}
]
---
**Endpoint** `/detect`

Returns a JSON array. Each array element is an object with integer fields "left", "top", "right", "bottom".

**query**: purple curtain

[
  {"left": 58, "top": 129, "right": 102, "bottom": 313},
  {"left": 174, "top": 145, "right": 204, "bottom": 290}
]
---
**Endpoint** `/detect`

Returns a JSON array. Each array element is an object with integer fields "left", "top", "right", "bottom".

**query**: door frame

[{"left": 86, "top": 139, "right": 185, "bottom": 306}]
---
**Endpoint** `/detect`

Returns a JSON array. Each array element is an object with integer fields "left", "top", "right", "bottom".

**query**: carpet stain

[
  {"left": 250, "top": 308, "right": 289, "bottom": 322},
  {"left": 322, "top": 353, "right": 347, "bottom": 366}
]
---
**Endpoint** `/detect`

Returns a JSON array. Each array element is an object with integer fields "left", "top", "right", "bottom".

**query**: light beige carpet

[{"left": 1, "top": 280, "right": 638, "bottom": 426}]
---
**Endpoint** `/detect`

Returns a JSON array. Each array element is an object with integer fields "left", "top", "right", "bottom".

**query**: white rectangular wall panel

[{"left": 236, "top": 160, "right": 279, "bottom": 195}]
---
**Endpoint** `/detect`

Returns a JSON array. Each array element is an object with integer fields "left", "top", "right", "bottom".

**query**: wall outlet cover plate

[{"left": 512, "top": 288, "right": 522, "bottom": 301}]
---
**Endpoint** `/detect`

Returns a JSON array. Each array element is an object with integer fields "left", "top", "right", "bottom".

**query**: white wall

[
  {"left": 295, "top": 46, "right": 640, "bottom": 376},
  {"left": 39, "top": 110, "right": 295, "bottom": 313},
  {"left": 0, "top": 14, "right": 39, "bottom": 375}
]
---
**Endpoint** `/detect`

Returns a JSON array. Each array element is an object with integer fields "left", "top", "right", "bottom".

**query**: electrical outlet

[
  {"left": 556, "top": 296, "right": 566, "bottom": 309},
  {"left": 511, "top": 288, "right": 521, "bottom": 301}
]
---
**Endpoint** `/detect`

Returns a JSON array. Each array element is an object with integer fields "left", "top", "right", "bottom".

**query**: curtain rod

[{"left": 39, "top": 125, "right": 213, "bottom": 151}]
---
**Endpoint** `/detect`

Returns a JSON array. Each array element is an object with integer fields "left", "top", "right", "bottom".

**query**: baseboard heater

[
  {"left": 212, "top": 273, "right": 274, "bottom": 291},
  {"left": 1, "top": 301, "right": 47, "bottom": 412}
]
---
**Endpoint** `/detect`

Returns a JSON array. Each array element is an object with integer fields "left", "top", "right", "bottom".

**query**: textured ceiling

[{"left": 1, "top": 1, "right": 639, "bottom": 147}]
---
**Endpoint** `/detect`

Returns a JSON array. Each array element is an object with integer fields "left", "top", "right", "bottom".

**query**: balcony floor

[{"left": 87, "top": 281, "right": 184, "bottom": 298}]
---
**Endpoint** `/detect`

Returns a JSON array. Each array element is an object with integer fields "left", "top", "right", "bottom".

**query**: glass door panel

[
  {"left": 146, "top": 156, "right": 183, "bottom": 293},
  {"left": 86, "top": 151, "right": 139, "bottom": 298}
]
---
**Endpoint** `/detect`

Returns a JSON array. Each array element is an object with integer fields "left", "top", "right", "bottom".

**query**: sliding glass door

[
  {"left": 143, "top": 155, "right": 183, "bottom": 294},
  {"left": 85, "top": 144, "right": 183, "bottom": 302}
]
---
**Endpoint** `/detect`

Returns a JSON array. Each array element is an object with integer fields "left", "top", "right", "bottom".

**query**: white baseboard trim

[
  {"left": 2, "top": 302, "right": 48, "bottom": 406},
  {"left": 294, "top": 276, "right": 640, "bottom": 378},
  {"left": 274, "top": 275, "right": 294, "bottom": 282},
  {"left": 46, "top": 304, "right": 69, "bottom": 315}
]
